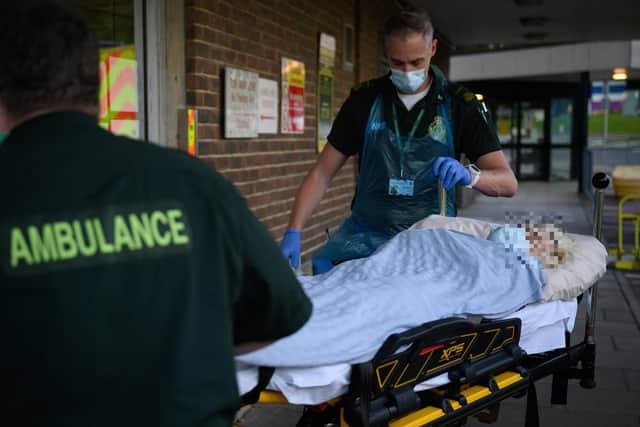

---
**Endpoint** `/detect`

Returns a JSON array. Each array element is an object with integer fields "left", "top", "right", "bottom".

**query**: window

[
  {"left": 69, "top": 0, "right": 143, "bottom": 139},
  {"left": 343, "top": 23, "right": 354, "bottom": 71}
]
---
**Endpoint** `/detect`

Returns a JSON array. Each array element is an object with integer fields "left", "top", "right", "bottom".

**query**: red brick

[{"left": 184, "top": 0, "right": 408, "bottom": 245}]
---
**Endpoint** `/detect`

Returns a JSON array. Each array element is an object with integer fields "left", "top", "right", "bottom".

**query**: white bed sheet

[{"left": 236, "top": 298, "right": 577, "bottom": 404}]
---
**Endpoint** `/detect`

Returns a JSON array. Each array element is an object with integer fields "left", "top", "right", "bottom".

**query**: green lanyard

[{"left": 391, "top": 102, "right": 426, "bottom": 177}]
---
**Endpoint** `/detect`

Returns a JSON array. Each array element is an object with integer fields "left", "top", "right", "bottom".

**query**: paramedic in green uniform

[
  {"left": 280, "top": 7, "right": 518, "bottom": 274},
  {"left": 0, "top": 2, "right": 311, "bottom": 426}
]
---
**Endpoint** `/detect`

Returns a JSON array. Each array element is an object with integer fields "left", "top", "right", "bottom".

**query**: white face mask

[{"left": 389, "top": 68, "right": 426, "bottom": 93}]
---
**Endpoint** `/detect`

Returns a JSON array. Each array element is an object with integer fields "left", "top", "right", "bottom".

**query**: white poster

[
  {"left": 258, "top": 78, "right": 278, "bottom": 134},
  {"left": 224, "top": 67, "right": 259, "bottom": 138}
]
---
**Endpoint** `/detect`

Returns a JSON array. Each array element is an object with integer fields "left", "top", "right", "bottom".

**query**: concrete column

[{"left": 142, "top": 0, "right": 185, "bottom": 148}]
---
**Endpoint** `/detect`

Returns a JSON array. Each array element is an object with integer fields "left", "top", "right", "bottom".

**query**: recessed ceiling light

[{"left": 612, "top": 68, "right": 628, "bottom": 80}]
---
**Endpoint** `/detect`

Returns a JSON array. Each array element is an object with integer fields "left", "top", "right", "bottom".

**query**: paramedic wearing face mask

[{"left": 281, "top": 7, "right": 517, "bottom": 274}]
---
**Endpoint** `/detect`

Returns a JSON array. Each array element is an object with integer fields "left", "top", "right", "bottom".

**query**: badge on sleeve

[
  {"left": 428, "top": 116, "right": 446, "bottom": 143},
  {"left": 388, "top": 178, "right": 415, "bottom": 196}
]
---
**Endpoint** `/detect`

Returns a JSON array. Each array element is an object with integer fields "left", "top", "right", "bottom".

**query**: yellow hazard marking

[
  {"left": 256, "top": 391, "right": 289, "bottom": 404},
  {"left": 376, "top": 359, "right": 399, "bottom": 389},
  {"left": 470, "top": 328, "right": 500, "bottom": 360},
  {"left": 388, "top": 406, "right": 446, "bottom": 427},
  {"left": 459, "top": 385, "right": 492, "bottom": 404},
  {"left": 494, "top": 371, "right": 523, "bottom": 389}
]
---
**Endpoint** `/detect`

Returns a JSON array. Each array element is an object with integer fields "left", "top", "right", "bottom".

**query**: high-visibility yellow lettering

[
  {"left": 150, "top": 211, "right": 171, "bottom": 247},
  {"left": 93, "top": 218, "right": 114, "bottom": 254},
  {"left": 28, "top": 224, "right": 59, "bottom": 264},
  {"left": 7, "top": 207, "right": 191, "bottom": 271},
  {"left": 53, "top": 222, "right": 78, "bottom": 260},
  {"left": 113, "top": 215, "right": 137, "bottom": 251},
  {"left": 10, "top": 228, "right": 33, "bottom": 268},
  {"left": 73, "top": 219, "right": 97, "bottom": 257},
  {"left": 167, "top": 209, "right": 189, "bottom": 245},
  {"left": 129, "top": 213, "right": 154, "bottom": 248}
]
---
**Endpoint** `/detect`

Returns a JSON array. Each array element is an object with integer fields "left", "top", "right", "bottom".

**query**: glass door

[
  {"left": 550, "top": 97, "right": 573, "bottom": 180},
  {"left": 495, "top": 103, "right": 517, "bottom": 173},
  {"left": 517, "top": 101, "right": 547, "bottom": 180}
]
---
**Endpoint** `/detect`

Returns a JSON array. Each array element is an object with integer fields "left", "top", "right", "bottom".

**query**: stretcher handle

[
  {"left": 581, "top": 172, "right": 610, "bottom": 389},
  {"left": 591, "top": 172, "right": 610, "bottom": 241},
  {"left": 438, "top": 179, "right": 447, "bottom": 217}
]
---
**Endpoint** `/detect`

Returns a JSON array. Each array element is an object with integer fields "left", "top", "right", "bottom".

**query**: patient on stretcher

[
  {"left": 236, "top": 215, "right": 606, "bottom": 404},
  {"left": 237, "top": 227, "right": 547, "bottom": 368}
]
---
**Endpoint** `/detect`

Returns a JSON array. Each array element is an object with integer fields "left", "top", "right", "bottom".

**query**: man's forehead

[{"left": 388, "top": 53, "right": 427, "bottom": 62}]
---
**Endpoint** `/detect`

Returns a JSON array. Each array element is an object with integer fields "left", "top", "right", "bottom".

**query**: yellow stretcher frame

[
  {"left": 236, "top": 370, "right": 527, "bottom": 427},
  {"left": 607, "top": 193, "right": 640, "bottom": 270}
]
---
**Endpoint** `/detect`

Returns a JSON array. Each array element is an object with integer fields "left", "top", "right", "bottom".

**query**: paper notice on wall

[
  {"left": 281, "top": 57, "right": 305, "bottom": 134},
  {"left": 224, "top": 67, "right": 259, "bottom": 138},
  {"left": 258, "top": 78, "right": 278, "bottom": 134}
]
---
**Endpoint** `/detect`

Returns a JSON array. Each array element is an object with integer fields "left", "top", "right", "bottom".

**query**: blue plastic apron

[{"left": 313, "top": 86, "right": 455, "bottom": 272}]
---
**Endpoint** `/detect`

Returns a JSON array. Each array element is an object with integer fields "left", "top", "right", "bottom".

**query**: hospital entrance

[{"left": 461, "top": 75, "right": 593, "bottom": 185}]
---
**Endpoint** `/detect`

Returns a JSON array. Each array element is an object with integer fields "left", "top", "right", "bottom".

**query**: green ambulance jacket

[{"left": 0, "top": 111, "right": 312, "bottom": 427}]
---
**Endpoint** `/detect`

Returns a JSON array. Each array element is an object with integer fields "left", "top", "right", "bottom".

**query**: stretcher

[{"left": 236, "top": 173, "right": 610, "bottom": 427}]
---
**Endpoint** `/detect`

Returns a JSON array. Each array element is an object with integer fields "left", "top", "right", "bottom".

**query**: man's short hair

[
  {"left": 383, "top": 7, "right": 434, "bottom": 42},
  {"left": 0, "top": 0, "right": 99, "bottom": 117}
]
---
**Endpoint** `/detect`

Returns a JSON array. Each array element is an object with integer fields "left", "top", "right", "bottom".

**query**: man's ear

[{"left": 431, "top": 38, "right": 438, "bottom": 57}]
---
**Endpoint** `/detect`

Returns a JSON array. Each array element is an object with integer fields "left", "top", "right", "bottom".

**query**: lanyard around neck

[{"left": 391, "top": 102, "right": 426, "bottom": 177}]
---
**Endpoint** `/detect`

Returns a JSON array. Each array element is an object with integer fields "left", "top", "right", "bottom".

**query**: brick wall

[
  {"left": 184, "top": 0, "right": 449, "bottom": 264},
  {"left": 357, "top": 0, "right": 395, "bottom": 82},
  {"left": 185, "top": 0, "right": 362, "bottom": 263}
]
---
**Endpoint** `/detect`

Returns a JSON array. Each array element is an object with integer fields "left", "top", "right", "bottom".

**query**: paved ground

[
  {"left": 460, "top": 181, "right": 640, "bottom": 426},
  {"left": 237, "top": 181, "right": 640, "bottom": 427}
]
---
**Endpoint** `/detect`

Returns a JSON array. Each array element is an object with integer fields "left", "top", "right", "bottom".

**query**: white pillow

[{"left": 410, "top": 215, "right": 608, "bottom": 302}]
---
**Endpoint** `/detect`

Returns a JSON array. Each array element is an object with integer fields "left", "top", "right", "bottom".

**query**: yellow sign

[
  {"left": 187, "top": 108, "right": 196, "bottom": 156},
  {"left": 99, "top": 44, "right": 139, "bottom": 138}
]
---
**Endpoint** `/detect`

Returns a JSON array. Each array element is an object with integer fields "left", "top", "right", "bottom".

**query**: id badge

[{"left": 388, "top": 178, "right": 415, "bottom": 196}]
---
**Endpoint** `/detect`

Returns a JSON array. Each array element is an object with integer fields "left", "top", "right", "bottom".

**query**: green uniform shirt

[{"left": 0, "top": 112, "right": 312, "bottom": 426}]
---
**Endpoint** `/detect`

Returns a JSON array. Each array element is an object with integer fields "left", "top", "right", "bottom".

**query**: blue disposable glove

[
  {"left": 433, "top": 157, "right": 472, "bottom": 190},
  {"left": 312, "top": 257, "right": 334, "bottom": 275},
  {"left": 280, "top": 229, "right": 301, "bottom": 268}
]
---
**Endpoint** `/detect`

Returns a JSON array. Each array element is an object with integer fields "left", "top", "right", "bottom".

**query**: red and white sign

[{"left": 281, "top": 58, "right": 305, "bottom": 134}]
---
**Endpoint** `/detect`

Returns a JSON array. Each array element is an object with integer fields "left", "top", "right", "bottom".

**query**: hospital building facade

[{"left": 68, "top": 0, "right": 639, "bottom": 265}]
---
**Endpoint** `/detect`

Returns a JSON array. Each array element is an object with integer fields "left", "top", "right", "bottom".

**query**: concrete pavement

[{"left": 237, "top": 181, "right": 640, "bottom": 427}]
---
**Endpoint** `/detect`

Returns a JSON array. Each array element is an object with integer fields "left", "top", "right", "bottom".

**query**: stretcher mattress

[
  {"left": 236, "top": 298, "right": 578, "bottom": 404},
  {"left": 410, "top": 215, "right": 608, "bottom": 302}
]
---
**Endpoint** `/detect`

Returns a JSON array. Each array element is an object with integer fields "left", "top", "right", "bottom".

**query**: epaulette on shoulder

[{"left": 449, "top": 83, "right": 477, "bottom": 103}]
